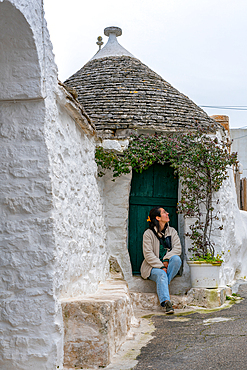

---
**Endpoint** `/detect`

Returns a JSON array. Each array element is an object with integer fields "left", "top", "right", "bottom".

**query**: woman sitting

[{"left": 140, "top": 207, "right": 182, "bottom": 313}]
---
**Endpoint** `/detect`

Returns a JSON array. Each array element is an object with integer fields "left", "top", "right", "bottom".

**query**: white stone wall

[
  {"left": 46, "top": 101, "right": 107, "bottom": 299},
  {"left": 98, "top": 170, "right": 133, "bottom": 284},
  {"left": 0, "top": 0, "right": 47, "bottom": 99},
  {"left": 210, "top": 167, "right": 247, "bottom": 286},
  {"left": 0, "top": 1, "right": 62, "bottom": 368},
  {"left": 0, "top": 1, "right": 109, "bottom": 368},
  {"left": 183, "top": 130, "right": 247, "bottom": 287},
  {"left": 0, "top": 97, "right": 62, "bottom": 369}
]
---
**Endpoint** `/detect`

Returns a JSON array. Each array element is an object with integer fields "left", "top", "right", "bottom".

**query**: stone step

[
  {"left": 61, "top": 274, "right": 230, "bottom": 369},
  {"left": 130, "top": 287, "right": 230, "bottom": 311},
  {"left": 61, "top": 278, "right": 138, "bottom": 369}
]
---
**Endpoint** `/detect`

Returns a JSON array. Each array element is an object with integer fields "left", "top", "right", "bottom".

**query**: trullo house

[{"left": 1, "top": 0, "right": 247, "bottom": 368}]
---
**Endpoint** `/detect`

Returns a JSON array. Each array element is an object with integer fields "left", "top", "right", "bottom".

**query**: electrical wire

[
  {"left": 200, "top": 105, "right": 247, "bottom": 111},
  {"left": 232, "top": 133, "right": 247, "bottom": 141}
]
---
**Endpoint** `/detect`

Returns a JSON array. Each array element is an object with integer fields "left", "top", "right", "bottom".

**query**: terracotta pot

[{"left": 187, "top": 261, "right": 222, "bottom": 288}]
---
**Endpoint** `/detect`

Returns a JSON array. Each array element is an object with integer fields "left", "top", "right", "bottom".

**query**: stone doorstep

[
  {"left": 61, "top": 278, "right": 138, "bottom": 369},
  {"left": 130, "top": 286, "right": 231, "bottom": 311}
]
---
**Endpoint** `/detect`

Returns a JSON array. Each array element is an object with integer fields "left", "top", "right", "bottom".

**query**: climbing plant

[{"left": 95, "top": 129, "right": 238, "bottom": 260}]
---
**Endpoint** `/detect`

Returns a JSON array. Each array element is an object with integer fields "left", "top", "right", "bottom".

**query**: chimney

[{"left": 210, "top": 115, "right": 229, "bottom": 132}]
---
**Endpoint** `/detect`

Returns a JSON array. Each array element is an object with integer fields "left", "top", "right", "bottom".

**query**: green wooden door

[{"left": 128, "top": 163, "right": 178, "bottom": 275}]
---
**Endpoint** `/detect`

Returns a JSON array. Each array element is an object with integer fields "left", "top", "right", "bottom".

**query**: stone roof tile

[{"left": 65, "top": 55, "right": 220, "bottom": 138}]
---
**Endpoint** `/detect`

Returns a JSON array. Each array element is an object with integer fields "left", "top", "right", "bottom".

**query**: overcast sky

[{"left": 43, "top": 0, "right": 247, "bottom": 128}]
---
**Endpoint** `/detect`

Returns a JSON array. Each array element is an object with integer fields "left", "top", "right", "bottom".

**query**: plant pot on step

[{"left": 187, "top": 260, "right": 222, "bottom": 288}]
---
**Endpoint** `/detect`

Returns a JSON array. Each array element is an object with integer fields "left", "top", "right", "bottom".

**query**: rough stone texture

[
  {"left": 130, "top": 288, "right": 227, "bottom": 311},
  {"left": 0, "top": 1, "right": 63, "bottom": 368},
  {"left": 62, "top": 278, "right": 137, "bottom": 368},
  {"left": 129, "top": 275, "right": 189, "bottom": 296},
  {"left": 0, "top": 1, "right": 43, "bottom": 100},
  {"left": 97, "top": 170, "right": 134, "bottom": 284},
  {"left": 0, "top": 84, "right": 61, "bottom": 369},
  {"left": 130, "top": 292, "right": 186, "bottom": 311},
  {"left": 0, "top": 1, "right": 108, "bottom": 368},
  {"left": 181, "top": 131, "right": 247, "bottom": 289},
  {"left": 186, "top": 288, "right": 227, "bottom": 308},
  {"left": 46, "top": 94, "right": 108, "bottom": 299},
  {"left": 207, "top": 162, "right": 247, "bottom": 286},
  {"left": 65, "top": 55, "right": 221, "bottom": 138}
]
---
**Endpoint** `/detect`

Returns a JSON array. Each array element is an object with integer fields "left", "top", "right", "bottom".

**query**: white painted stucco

[
  {"left": 183, "top": 130, "right": 247, "bottom": 287},
  {"left": 0, "top": 1, "right": 108, "bottom": 368},
  {"left": 91, "top": 27, "right": 134, "bottom": 61},
  {"left": 0, "top": 1, "right": 61, "bottom": 368},
  {"left": 98, "top": 170, "right": 133, "bottom": 283},
  {"left": 46, "top": 98, "right": 108, "bottom": 299}
]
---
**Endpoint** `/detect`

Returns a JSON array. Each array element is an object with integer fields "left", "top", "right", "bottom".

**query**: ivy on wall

[{"left": 95, "top": 129, "right": 238, "bottom": 260}]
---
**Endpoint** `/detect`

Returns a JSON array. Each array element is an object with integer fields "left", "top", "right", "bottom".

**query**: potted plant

[{"left": 172, "top": 131, "right": 236, "bottom": 288}]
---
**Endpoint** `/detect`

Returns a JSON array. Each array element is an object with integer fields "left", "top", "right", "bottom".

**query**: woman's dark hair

[{"left": 148, "top": 207, "right": 163, "bottom": 233}]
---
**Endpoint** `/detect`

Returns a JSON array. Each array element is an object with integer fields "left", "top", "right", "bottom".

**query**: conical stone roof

[{"left": 65, "top": 27, "right": 220, "bottom": 138}]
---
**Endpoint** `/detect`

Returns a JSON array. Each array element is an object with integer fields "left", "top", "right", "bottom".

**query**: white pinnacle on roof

[{"left": 91, "top": 26, "right": 134, "bottom": 60}]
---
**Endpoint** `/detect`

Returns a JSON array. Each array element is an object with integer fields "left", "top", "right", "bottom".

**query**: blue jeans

[{"left": 149, "top": 255, "right": 182, "bottom": 304}]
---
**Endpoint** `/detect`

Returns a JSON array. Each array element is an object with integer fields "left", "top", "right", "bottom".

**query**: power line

[
  {"left": 200, "top": 105, "right": 247, "bottom": 111},
  {"left": 231, "top": 125, "right": 247, "bottom": 129},
  {"left": 232, "top": 133, "right": 247, "bottom": 141}
]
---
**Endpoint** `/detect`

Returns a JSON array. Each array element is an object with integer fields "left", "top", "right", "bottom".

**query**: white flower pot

[{"left": 187, "top": 261, "right": 221, "bottom": 288}]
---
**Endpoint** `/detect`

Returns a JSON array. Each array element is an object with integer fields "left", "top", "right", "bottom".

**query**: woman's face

[{"left": 156, "top": 208, "right": 170, "bottom": 224}]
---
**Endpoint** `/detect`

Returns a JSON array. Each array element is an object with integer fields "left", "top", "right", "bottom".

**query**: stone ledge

[
  {"left": 128, "top": 275, "right": 190, "bottom": 295},
  {"left": 130, "top": 287, "right": 230, "bottom": 311},
  {"left": 186, "top": 287, "right": 229, "bottom": 308},
  {"left": 130, "top": 292, "right": 187, "bottom": 311},
  {"left": 61, "top": 278, "right": 138, "bottom": 369}
]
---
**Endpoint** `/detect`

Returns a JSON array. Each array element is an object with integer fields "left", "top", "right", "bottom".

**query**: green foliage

[
  {"left": 95, "top": 129, "right": 238, "bottom": 259},
  {"left": 189, "top": 252, "right": 223, "bottom": 264}
]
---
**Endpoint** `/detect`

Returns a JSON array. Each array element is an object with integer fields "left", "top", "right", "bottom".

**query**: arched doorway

[{"left": 128, "top": 163, "right": 178, "bottom": 274}]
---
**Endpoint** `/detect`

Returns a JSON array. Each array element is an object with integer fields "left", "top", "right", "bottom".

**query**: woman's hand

[{"left": 162, "top": 260, "right": 169, "bottom": 272}]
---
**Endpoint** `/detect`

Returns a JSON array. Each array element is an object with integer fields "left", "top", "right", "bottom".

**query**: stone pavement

[
  {"left": 98, "top": 282, "right": 247, "bottom": 370},
  {"left": 133, "top": 282, "right": 247, "bottom": 370}
]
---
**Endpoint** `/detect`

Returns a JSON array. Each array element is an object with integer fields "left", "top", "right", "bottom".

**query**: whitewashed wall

[
  {"left": 0, "top": 1, "right": 108, "bottom": 369},
  {"left": 0, "top": 1, "right": 61, "bottom": 369},
  {"left": 98, "top": 170, "right": 133, "bottom": 283},
  {"left": 211, "top": 168, "right": 247, "bottom": 285},
  {"left": 0, "top": 98, "right": 61, "bottom": 369},
  {"left": 184, "top": 130, "right": 247, "bottom": 287},
  {"left": 46, "top": 101, "right": 107, "bottom": 299}
]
